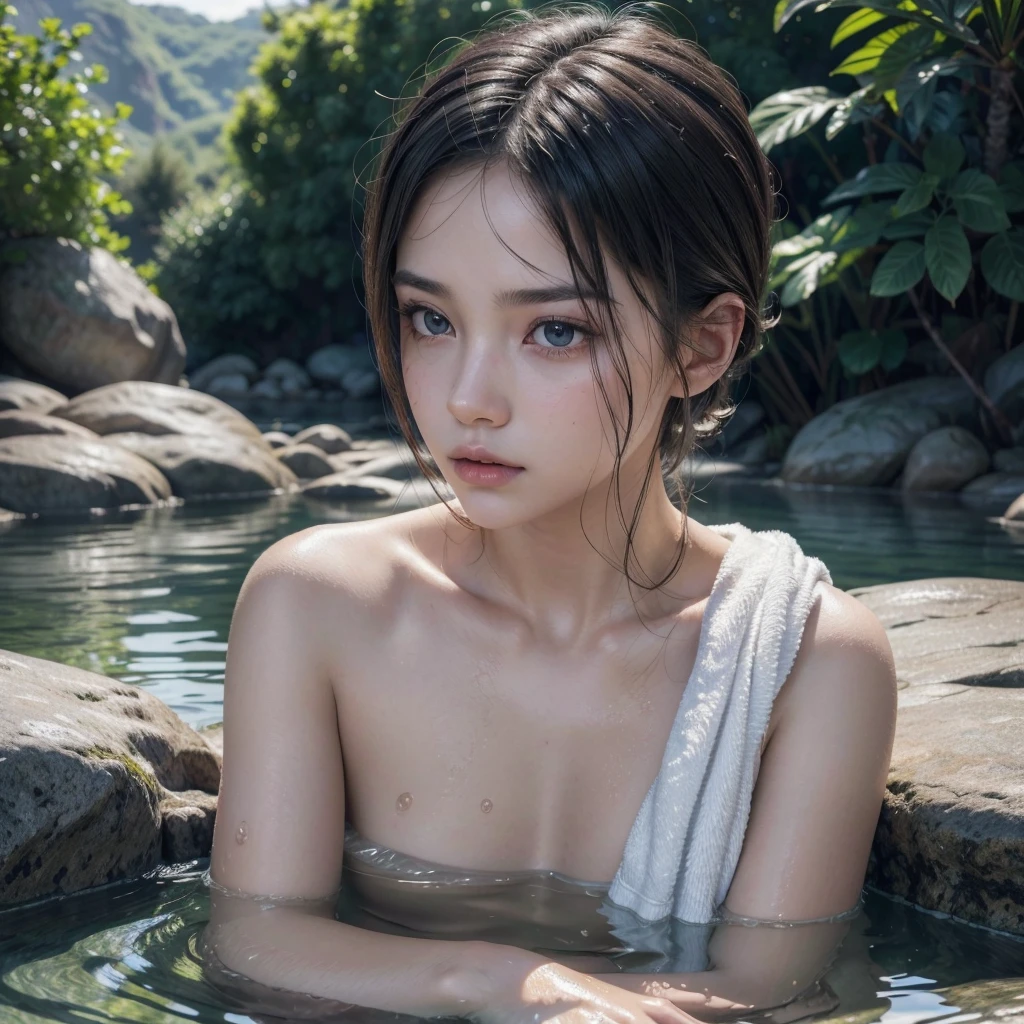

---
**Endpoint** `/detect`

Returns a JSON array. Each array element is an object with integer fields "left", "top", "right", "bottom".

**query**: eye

[
  {"left": 410, "top": 307, "right": 452, "bottom": 337},
  {"left": 528, "top": 319, "right": 593, "bottom": 356},
  {"left": 529, "top": 320, "right": 587, "bottom": 351}
]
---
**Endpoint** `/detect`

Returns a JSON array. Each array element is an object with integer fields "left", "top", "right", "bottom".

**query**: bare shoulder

[
  {"left": 774, "top": 579, "right": 898, "bottom": 733},
  {"left": 239, "top": 505, "right": 457, "bottom": 619}
]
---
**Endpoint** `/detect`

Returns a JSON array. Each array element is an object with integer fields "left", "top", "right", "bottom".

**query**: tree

[{"left": 0, "top": 0, "right": 132, "bottom": 252}]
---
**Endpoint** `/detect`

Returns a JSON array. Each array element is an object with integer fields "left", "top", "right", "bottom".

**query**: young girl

[{"left": 204, "top": 5, "right": 897, "bottom": 1022}]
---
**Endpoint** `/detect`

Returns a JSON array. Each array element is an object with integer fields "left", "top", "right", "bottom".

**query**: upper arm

[
  {"left": 721, "top": 584, "right": 897, "bottom": 923},
  {"left": 210, "top": 529, "right": 348, "bottom": 900}
]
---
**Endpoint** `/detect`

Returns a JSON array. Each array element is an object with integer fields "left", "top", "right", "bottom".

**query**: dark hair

[{"left": 361, "top": 2, "right": 779, "bottom": 596}]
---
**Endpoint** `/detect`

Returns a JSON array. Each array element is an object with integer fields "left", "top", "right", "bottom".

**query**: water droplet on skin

[
  {"left": 396, "top": 792, "right": 413, "bottom": 812},
  {"left": 235, "top": 821, "right": 248, "bottom": 845},
  {"left": 480, "top": 798, "right": 493, "bottom": 814}
]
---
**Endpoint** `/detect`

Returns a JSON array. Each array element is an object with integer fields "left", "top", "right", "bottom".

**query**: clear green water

[{"left": 1, "top": 476, "right": 1022, "bottom": 1022}]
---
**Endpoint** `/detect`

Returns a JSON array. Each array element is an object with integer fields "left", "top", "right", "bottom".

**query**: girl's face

[{"left": 395, "top": 160, "right": 686, "bottom": 531}]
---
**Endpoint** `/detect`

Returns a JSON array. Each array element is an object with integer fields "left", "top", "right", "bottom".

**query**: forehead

[{"left": 396, "top": 160, "right": 575, "bottom": 281}]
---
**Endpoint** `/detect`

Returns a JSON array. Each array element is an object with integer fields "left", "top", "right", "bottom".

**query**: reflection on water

[
  {"left": 1, "top": 477, "right": 1021, "bottom": 728},
  {"left": 0, "top": 865, "right": 1022, "bottom": 1024}
]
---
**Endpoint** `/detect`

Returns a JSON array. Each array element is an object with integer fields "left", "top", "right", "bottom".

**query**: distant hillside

[{"left": 10, "top": 0, "right": 282, "bottom": 175}]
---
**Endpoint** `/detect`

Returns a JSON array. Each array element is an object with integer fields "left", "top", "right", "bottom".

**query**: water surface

[{"left": 1, "top": 474, "right": 1022, "bottom": 1022}]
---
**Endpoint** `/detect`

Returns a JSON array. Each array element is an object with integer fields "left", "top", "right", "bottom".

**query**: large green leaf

[
  {"left": 870, "top": 239, "right": 926, "bottom": 294},
  {"left": 922, "top": 132, "right": 966, "bottom": 180},
  {"left": 831, "top": 22, "right": 924, "bottom": 77},
  {"left": 879, "top": 328, "right": 909, "bottom": 370},
  {"left": 947, "top": 168, "right": 1012, "bottom": 232},
  {"left": 835, "top": 201, "right": 894, "bottom": 249},
  {"left": 924, "top": 214, "right": 972, "bottom": 301},
  {"left": 837, "top": 327, "right": 909, "bottom": 374},
  {"left": 772, "top": 206, "right": 854, "bottom": 260},
  {"left": 838, "top": 329, "right": 883, "bottom": 373},
  {"left": 882, "top": 206, "right": 937, "bottom": 238},
  {"left": 824, "top": 162, "right": 922, "bottom": 204},
  {"left": 999, "top": 162, "right": 1024, "bottom": 214},
  {"left": 895, "top": 171, "right": 940, "bottom": 215},
  {"left": 831, "top": 8, "right": 888, "bottom": 47},
  {"left": 874, "top": 25, "right": 944, "bottom": 85},
  {"left": 980, "top": 229, "right": 1024, "bottom": 301},
  {"left": 825, "top": 85, "right": 880, "bottom": 139},
  {"left": 748, "top": 87, "right": 847, "bottom": 152},
  {"left": 773, "top": 0, "right": 979, "bottom": 42},
  {"left": 780, "top": 250, "right": 840, "bottom": 306}
]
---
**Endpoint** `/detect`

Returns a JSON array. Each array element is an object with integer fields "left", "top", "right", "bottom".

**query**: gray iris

[
  {"left": 544, "top": 322, "right": 573, "bottom": 346},
  {"left": 426, "top": 312, "right": 449, "bottom": 335}
]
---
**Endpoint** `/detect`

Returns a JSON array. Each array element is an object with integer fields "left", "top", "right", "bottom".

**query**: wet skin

[{"left": 208, "top": 160, "right": 898, "bottom": 1019}]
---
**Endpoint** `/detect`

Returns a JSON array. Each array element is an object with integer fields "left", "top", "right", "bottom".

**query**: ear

[{"left": 667, "top": 292, "right": 747, "bottom": 400}]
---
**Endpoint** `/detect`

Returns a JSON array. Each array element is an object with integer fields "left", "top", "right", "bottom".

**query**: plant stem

[
  {"left": 906, "top": 286, "right": 1015, "bottom": 443},
  {"left": 806, "top": 133, "right": 845, "bottom": 184},
  {"left": 1005, "top": 301, "right": 1019, "bottom": 352},
  {"left": 868, "top": 118, "right": 920, "bottom": 160}
]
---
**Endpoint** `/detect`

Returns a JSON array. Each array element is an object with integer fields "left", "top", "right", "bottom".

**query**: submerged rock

[
  {"left": 960, "top": 472, "right": 1024, "bottom": 507},
  {"left": 0, "top": 435, "right": 173, "bottom": 514},
  {"left": 275, "top": 442, "right": 335, "bottom": 480},
  {"left": 292, "top": 423, "right": 353, "bottom": 455},
  {"left": 852, "top": 577, "right": 1024, "bottom": 936},
  {"left": 0, "top": 648, "right": 221, "bottom": 905}
]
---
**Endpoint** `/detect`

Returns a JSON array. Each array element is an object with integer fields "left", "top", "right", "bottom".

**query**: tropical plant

[
  {"left": 0, "top": 0, "right": 133, "bottom": 252},
  {"left": 748, "top": 0, "right": 1022, "bottom": 439}
]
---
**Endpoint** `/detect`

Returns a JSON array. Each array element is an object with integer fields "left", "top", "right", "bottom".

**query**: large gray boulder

[
  {"left": 0, "top": 377, "right": 66, "bottom": 415},
  {"left": 0, "top": 238, "right": 186, "bottom": 394},
  {"left": 50, "top": 381, "right": 266, "bottom": 445},
  {"left": 0, "top": 648, "right": 221, "bottom": 905},
  {"left": 853, "top": 578, "right": 1024, "bottom": 935},
  {"left": 901, "top": 426, "right": 990, "bottom": 491},
  {"left": 105, "top": 433, "right": 298, "bottom": 499},
  {"left": 782, "top": 378, "right": 977, "bottom": 486},
  {"left": 984, "top": 344, "right": 1024, "bottom": 422},
  {"left": 0, "top": 435, "right": 173, "bottom": 514}
]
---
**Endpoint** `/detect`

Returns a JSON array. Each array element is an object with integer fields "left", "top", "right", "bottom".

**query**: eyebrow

[{"left": 393, "top": 269, "right": 617, "bottom": 308}]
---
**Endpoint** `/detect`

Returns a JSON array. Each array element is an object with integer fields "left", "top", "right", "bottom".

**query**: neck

[{"left": 443, "top": 449, "right": 695, "bottom": 648}]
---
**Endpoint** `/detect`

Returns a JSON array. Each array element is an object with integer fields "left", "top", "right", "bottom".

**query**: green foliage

[
  {"left": 749, "top": 0, "right": 1023, "bottom": 432},
  {"left": 112, "top": 136, "right": 193, "bottom": 263},
  {"left": 154, "top": 0, "right": 531, "bottom": 362},
  {"left": 0, "top": 0, "right": 132, "bottom": 250}
]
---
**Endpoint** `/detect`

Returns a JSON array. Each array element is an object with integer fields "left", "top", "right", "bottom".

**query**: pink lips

[{"left": 450, "top": 458, "right": 525, "bottom": 486}]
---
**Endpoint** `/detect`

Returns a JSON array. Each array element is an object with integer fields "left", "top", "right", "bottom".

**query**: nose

[{"left": 446, "top": 340, "right": 511, "bottom": 427}]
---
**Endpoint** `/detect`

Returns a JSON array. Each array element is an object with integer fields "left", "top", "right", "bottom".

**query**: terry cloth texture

[{"left": 602, "top": 522, "right": 832, "bottom": 933}]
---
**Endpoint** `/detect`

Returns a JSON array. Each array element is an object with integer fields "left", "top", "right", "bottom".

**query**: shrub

[{"left": 0, "top": 0, "right": 132, "bottom": 252}]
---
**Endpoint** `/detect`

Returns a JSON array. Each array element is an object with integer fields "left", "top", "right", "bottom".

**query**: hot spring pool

[{"left": 1, "top": 475, "right": 1022, "bottom": 1023}]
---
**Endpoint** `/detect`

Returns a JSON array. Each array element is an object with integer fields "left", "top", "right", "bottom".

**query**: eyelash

[{"left": 396, "top": 301, "right": 595, "bottom": 361}]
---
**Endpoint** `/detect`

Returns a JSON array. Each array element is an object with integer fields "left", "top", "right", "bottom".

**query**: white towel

[{"left": 603, "top": 522, "right": 832, "bottom": 933}]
